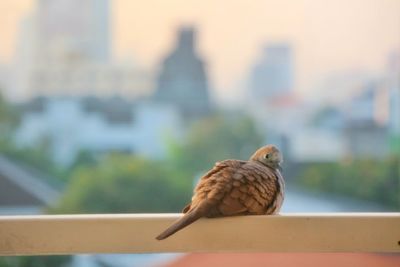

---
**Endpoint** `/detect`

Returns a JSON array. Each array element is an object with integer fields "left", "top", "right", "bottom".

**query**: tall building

[
  {"left": 154, "top": 26, "right": 211, "bottom": 118},
  {"left": 35, "top": 0, "right": 110, "bottom": 63},
  {"left": 250, "top": 43, "right": 294, "bottom": 100},
  {"left": 10, "top": 0, "right": 152, "bottom": 100}
]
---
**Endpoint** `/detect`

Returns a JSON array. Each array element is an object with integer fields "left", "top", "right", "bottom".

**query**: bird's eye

[{"left": 264, "top": 153, "right": 270, "bottom": 159}]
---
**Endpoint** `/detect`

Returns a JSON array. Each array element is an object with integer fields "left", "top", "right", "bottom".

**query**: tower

[
  {"left": 250, "top": 43, "right": 293, "bottom": 100},
  {"left": 154, "top": 26, "right": 211, "bottom": 118}
]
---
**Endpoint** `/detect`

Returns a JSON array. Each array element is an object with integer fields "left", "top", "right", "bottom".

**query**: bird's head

[{"left": 250, "top": 145, "right": 283, "bottom": 171}]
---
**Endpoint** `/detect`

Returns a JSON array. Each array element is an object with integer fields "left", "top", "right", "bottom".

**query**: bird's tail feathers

[{"left": 156, "top": 208, "right": 203, "bottom": 240}]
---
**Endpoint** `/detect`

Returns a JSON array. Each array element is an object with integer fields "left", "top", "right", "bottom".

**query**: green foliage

[
  {"left": 167, "top": 114, "right": 264, "bottom": 176},
  {"left": 54, "top": 154, "right": 192, "bottom": 213},
  {"left": 389, "top": 134, "right": 400, "bottom": 156},
  {"left": 0, "top": 139, "right": 52, "bottom": 172},
  {"left": 69, "top": 150, "right": 98, "bottom": 170},
  {"left": 0, "top": 91, "right": 19, "bottom": 134},
  {"left": 0, "top": 256, "right": 70, "bottom": 267},
  {"left": 309, "top": 106, "right": 337, "bottom": 126},
  {"left": 297, "top": 156, "right": 400, "bottom": 208}
]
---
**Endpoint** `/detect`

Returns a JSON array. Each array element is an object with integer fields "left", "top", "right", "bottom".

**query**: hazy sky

[{"left": 0, "top": 0, "right": 399, "bottom": 100}]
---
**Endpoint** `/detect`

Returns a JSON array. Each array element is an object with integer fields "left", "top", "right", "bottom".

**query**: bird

[{"left": 156, "top": 144, "right": 285, "bottom": 240}]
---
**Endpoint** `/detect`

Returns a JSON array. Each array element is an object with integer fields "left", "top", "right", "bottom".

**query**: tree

[
  {"left": 297, "top": 157, "right": 400, "bottom": 208},
  {"left": 0, "top": 90, "right": 19, "bottom": 154},
  {"left": 167, "top": 114, "right": 264, "bottom": 176},
  {"left": 0, "top": 256, "right": 70, "bottom": 267},
  {"left": 0, "top": 90, "right": 19, "bottom": 135},
  {"left": 54, "top": 154, "right": 191, "bottom": 213}
]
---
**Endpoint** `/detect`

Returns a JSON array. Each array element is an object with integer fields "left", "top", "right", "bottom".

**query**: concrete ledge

[{"left": 0, "top": 213, "right": 399, "bottom": 255}]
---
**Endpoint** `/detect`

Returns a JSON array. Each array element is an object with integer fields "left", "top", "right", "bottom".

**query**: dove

[{"left": 156, "top": 144, "right": 285, "bottom": 240}]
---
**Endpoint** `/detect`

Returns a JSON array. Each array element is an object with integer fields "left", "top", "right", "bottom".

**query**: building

[
  {"left": 35, "top": 0, "right": 110, "bottom": 64},
  {"left": 26, "top": 61, "right": 152, "bottom": 98},
  {"left": 346, "top": 82, "right": 378, "bottom": 123},
  {"left": 247, "top": 43, "right": 297, "bottom": 156},
  {"left": 248, "top": 93, "right": 312, "bottom": 161},
  {"left": 250, "top": 43, "right": 294, "bottom": 100},
  {"left": 289, "top": 128, "right": 346, "bottom": 162},
  {"left": 343, "top": 81, "right": 391, "bottom": 158},
  {"left": 10, "top": 0, "right": 152, "bottom": 100},
  {"left": 15, "top": 97, "right": 183, "bottom": 166},
  {"left": 344, "top": 120, "right": 388, "bottom": 158},
  {"left": 154, "top": 26, "right": 211, "bottom": 119}
]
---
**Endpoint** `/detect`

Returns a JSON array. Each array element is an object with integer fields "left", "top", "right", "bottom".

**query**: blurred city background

[{"left": 0, "top": 0, "right": 399, "bottom": 266}]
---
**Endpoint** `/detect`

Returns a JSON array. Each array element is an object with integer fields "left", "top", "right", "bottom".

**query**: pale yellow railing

[{"left": 0, "top": 213, "right": 399, "bottom": 255}]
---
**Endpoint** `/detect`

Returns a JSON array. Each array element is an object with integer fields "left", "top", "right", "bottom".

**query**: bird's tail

[{"left": 156, "top": 208, "right": 203, "bottom": 240}]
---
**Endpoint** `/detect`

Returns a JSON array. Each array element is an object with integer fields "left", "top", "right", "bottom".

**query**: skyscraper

[
  {"left": 250, "top": 43, "right": 293, "bottom": 100},
  {"left": 35, "top": 0, "right": 110, "bottom": 63},
  {"left": 154, "top": 26, "right": 211, "bottom": 118},
  {"left": 11, "top": 0, "right": 151, "bottom": 100}
]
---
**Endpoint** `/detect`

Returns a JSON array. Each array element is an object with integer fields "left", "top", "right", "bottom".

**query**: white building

[
  {"left": 35, "top": 0, "right": 110, "bottom": 64},
  {"left": 343, "top": 79, "right": 394, "bottom": 127},
  {"left": 289, "top": 129, "right": 346, "bottom": 162},
  {"left": 249, "top": 43, "right": 294, "bottom": 101},
  {"left": 27, "top": 61, "right": 153, "bottom": 98},
  {"left": 15, "top": 98, "right": 183, "bottom": 166},
  {"left": 10, "top": 0, "right": 152, "bottom": 101}
]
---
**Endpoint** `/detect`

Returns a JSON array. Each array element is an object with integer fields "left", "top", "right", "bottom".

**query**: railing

[{"left": 0, "top": 213, "right": 399, "bottom": 255}]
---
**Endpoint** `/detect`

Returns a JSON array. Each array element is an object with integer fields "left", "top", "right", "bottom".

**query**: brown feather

[
  {"left": 156, "top": 206, "right": 204, "bottom": 240},
  {"left": 156, "top": 145, "right": 285, "bottom": 240}
]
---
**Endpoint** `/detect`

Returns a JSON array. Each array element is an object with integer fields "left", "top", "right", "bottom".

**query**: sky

[{"left": 0, "top": 0, "right": 399, "bottom": 101}]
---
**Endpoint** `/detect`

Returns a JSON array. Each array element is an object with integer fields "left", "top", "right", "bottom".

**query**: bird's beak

[{"left": 274, "top": 153, "right": 283, "bottom": 164}]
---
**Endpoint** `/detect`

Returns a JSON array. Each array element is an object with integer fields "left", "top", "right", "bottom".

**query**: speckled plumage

[{"left": 156, "top": 145, "right": 285, "bottom": 240}]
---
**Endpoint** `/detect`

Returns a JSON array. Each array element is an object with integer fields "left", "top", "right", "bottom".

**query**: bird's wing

[
  {"left": 156, "top": 160, "right": 282, "bottom": 240},
  {"left": 218, "top": 162, "right": 280, "bottom": 215},
  {"left": 156, "top": 160, "right": 245, "bottom": 240},
  {"left": 187, "top": 159, "right": 247, "bottom": 216}
]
